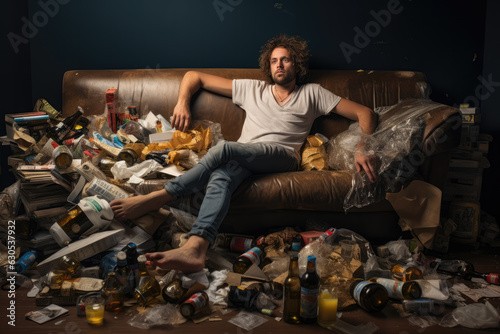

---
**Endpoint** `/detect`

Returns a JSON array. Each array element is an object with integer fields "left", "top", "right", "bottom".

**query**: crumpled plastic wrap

[
  {"left": 128, "top": 303, "right": 186, "bottom": 329},
  {"left": 439, "top": 301, "right": 500, "bottom": 329},
  {"left": 327, "top": 99, "right": 447, "bottom": 211}
]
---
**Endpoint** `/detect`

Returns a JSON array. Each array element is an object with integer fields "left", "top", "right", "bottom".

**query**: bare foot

[
  {"left": 110, "top": 189, "right": 173, "bottom": 220},
  {"left": 145, "top": 236, "right": 209, "bottom": 274}
]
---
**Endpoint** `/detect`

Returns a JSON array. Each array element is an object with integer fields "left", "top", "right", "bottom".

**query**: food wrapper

[
  {"left": 300, "top": 134, "right": 329, "bottom": 171},
  {"left": 166, "top": 124, "right": 212, "bottom": 153}
]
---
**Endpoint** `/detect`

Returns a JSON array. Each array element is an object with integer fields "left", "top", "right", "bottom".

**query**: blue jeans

[{"left": 164, "top": 141, "right": 298, "bottom": 245}]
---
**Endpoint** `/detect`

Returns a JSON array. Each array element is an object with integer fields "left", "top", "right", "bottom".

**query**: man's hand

[
  {"left": 354, "top": 150, "right": 378, "bottom": 183},
  {"left": 171, "top": 102, "right": 191, "bottom": 132}
]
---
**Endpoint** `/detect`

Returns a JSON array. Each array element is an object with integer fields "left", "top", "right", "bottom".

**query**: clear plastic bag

[
  {"left": 127, "top": 303, "right": 185, "bottom": 329},
  {"left": 298, "top": 228, "right": 374, "bottom": 277},
  {"left": 439, "top": 301, "right": 500, "bottom": 329},
  {"left": 327, "top": 99, "right": 447, "bottom": 211},
  {"left": 228, "top": 310, "right": 268, "bottom": 331}
]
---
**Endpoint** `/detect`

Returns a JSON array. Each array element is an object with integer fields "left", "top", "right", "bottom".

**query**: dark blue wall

[{"left": 23, "top": 0, "right": 487, "bottom": 110}]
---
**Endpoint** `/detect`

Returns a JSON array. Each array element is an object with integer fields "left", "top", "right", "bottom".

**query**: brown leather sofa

[{"left": 62, "top": 69, "right": 461, "bottom": 244}]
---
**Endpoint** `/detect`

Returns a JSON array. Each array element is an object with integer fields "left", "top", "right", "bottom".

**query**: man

[{"left": 110, "top": 35, "right": 377, "bottom": 273}]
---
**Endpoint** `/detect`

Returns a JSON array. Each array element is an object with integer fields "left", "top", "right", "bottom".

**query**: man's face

[{"left": 270, "top": 47, "right": 296, "bottom": 85}]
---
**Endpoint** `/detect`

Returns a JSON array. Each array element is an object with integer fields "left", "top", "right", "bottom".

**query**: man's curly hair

[{"left": 259, "top": 34, "right": 311, "bottom": 84}]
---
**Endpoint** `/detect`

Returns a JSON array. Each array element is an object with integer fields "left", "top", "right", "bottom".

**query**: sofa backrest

[{"left": 62, "top": 69, "right": 428, "bottom": 141}]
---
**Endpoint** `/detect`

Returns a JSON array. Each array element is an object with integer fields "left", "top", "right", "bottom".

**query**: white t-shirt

[{"left": 232, "top": 79, "right": 341, "bottom": 159}]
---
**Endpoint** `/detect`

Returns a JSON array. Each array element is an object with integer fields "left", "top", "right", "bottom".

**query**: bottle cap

[
  {"left": 137, "top": 255, "right": 147, "bottom": 262},
  {"left": 307, "top": 255, "right": 316, "bottom": 262},
  {"left": 117, "top": 251, "right": 127, "bottom": 261}
]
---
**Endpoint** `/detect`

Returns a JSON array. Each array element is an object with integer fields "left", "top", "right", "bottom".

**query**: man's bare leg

[
  {"left": 110, "top": 189, "right": 173, "bottom": 220},
  {"left": 145, "top": 235, "right": 209, "bottom": 274}
]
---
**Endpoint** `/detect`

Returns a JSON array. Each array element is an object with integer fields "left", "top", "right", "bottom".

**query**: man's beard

[{"left": 272, "top": 71, "right": 295, "bottom": 86}]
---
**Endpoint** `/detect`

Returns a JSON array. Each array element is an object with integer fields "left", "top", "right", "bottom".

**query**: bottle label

[
  {"left": 487, "top": 274, "right": 499, "bottom": 285},
  {"left": 230, "top": 237, "right": 253, "bottom": 253},
  {"left": 318, "top": 228, "right": 336, "bottom": 244},
  {"left": 300, "top": 287, "right": 319, "bottom": 319},
  {"left": 375, "top": 278, "right": 404, "bottom": 299},
  {"left": 352, "top": 281, "right": 373, "bottom": 304},
  {"left": 240, "top": 247, "right": 262, "bottom": 266},
  {"left": 185, "top": 292, "right": 206, "bottom": 312}
]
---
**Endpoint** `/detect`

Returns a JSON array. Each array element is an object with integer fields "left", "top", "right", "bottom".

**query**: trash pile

[{"left": 1, "top": 96, "right": 500, "bottom": 331}]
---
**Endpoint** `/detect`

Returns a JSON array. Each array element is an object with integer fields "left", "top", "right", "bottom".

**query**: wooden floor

[{"left": 2, "top": 245, "right": 500, "bottom": 334}]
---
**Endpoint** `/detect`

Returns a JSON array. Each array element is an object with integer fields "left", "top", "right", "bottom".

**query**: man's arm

[
  {"left": 172, "top": 71, "right": 233, "bottom": 131},
  {"left": 333, "top": 98, "right": 378, "bottom": 183}
]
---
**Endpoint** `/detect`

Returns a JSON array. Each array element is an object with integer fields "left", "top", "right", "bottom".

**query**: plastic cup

[
  {"left": 318, "top": 287, "right": 338, "bottom": 328},
  {"left": 340, "top": 240, "right": 356, "bottom": 259},
  {"left": 84, "top": 296, "right": 105, "bottom": 325}
]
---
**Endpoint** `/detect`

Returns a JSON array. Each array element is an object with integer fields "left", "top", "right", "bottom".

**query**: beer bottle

[
  {"left": 162, "top": 278, "right": 188, "bottom": 304},
  {"left": 180, "top": 291, "right": 209, "bottom": 318},
  {"left": 283, "top": 254, "right": 301, "bottom": 324},
  {"left": 122, "top": 243, "right": 139, "bottom": 288},
  {"left": 349, "top": 279, "right": 388, "bottom": 312},
  {"left": 135, "top": 272, "right": 172, "bottom": 307},
  {"left": 391, "top": 263, "right": 423, "bottom": 281},
  {"left": 432, "top": 259, "right": 499, "bottom": 285},
  {"left": 233, "top": 237, "right": 266, "bottom": 274},
  {"left": 290, "top": 236, "right": 302, "bottom": 253},
  {"left": 57, "top": 254, "right": 81, "bottom": 277},
  {"left": 373, "top": 277, "right": 422, "bottom": 300},
  {"left": 114, "top": 251, "right": 132, "bottom": 296},
  {"left": 137, "top": 254, "right": 148, "bottom": 285},
  {"left": 46, "top": 107, "right": 83, "bottom": 144},
  {"left": 300, "top": 255, "right": 320, "bottom": 324},
  {"left": 102, "top": 272, "right": 125, "bottom": 312},
  {"left": 229, "top": 236, "right": 256, "bottom": 253}
]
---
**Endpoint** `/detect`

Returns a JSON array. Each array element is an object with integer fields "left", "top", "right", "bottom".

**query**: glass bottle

[
  {"left": 179, "top": 291, "right": 209, "bottom": 318},
  {"left": 42, "top": 270, "right": 72, "bottom": 286},
  {"left": 229, "top": 236, "right": 256, "bottom": 253},
  {"left": 137, "top": 254, "right": 148, "bottom": 286},
  {"left": 300, "top": 255, "right": 320, "bottom": 324},
  {"left": 135, "top": 271, "right": 173, "bottom": 307},
  {"left": 373, "top": 277, "right": 422, "bottom": 300},
  {"left": 283, "top": 254, "right": 301, "bottom": 324},
  {"left": 114, "top": 251, "right": 132, "bottom": 296},
  {"left": 51, "top": 206, "right": 93, "bottom": 246},
  {"left": 162, "top": 278, "right": 188, "bottom": 304},
  {"left": 102, "top": 272, "right": 125, "bottom": 312},
  {"left": 122, "top": 243, "right": 139, "bottom": 288},
  {"left": 233, "top": 238, "right": 266, "bottom": 274},
  {"left": 391, "top": 263, "right": 423, "bottom": 281},
  {"left": 57, "top": 254, "right": 81, "bottom": 276},
  {"left": 349, "top": 279, "right": 388, "bottom": 312},
  {"left": 46, "top": 107, "right": 83, "bottom": 144},
  {"left": 432, "top": 259, "right": 499, "bottom": 285},
  {"left": 290, "top": 236, "right": 302, "bottom": 253}
]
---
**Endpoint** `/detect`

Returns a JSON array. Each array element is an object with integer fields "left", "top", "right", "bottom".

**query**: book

[
  {"left": 4, "top": 111, "right": 47, "bottom": 125},
  {"left": 14, "top": 114, "right": 49, "bottom": 122}
]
